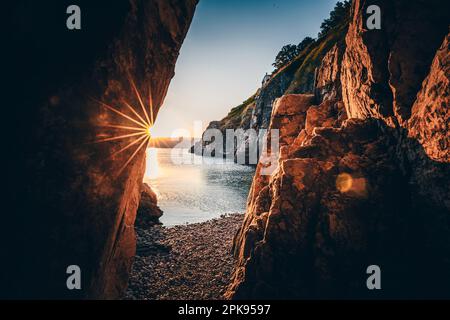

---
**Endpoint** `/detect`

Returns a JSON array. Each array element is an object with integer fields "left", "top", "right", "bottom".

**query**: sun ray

[
  {"left": 93, "top": 98, "right": 147, "bottom": 129},
  {"left": 94, "top": 131, "right": 145, "bottom": 143},
  {"left": 110, "top": 133, "right": 148, "bottom": 158},
  {"left": 121, "top": 99, "right": 149, "bottom": 127},
  {"left": 148, "top": 84, "right": 154, "bottom": 125},
  {"left": 116, "top": 135, "right": 150, "bottom": 177},
  {"left": 129, "top": 77, "right": 151, "bottom": 126},
  {"left": 99, "top": 124, "right": 148, "bottom": 132},
  {"left": 91, "top": 80, "right": 154, "bottom": 178}
]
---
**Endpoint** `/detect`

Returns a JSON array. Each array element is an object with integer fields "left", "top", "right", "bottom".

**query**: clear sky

[{"left": 151, "top": 0, "right": 340, "bottom": 138}]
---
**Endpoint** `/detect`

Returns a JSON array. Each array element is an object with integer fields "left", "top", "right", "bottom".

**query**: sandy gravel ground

[{"left": 125, "top": 213, "right": 244, "bottom": 300}]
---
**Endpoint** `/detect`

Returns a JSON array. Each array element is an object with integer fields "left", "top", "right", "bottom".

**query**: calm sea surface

[{"left": 144, "top": 148, "right": 255, "bottom": 226}]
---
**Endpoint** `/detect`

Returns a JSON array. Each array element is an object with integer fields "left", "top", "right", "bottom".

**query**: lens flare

[
  {"left": 336, "top": 173, "right": 353, "bottom": 193},
  {"left": 336, "top": 172, "right": 367, "bottom": 197},
  {"left": 93, "top": 78, "right": 156, "bottom": 177}
]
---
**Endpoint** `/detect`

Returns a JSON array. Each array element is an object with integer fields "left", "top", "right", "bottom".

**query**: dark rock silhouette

[
  {"left": 136, "top": 183, "right": 163, "bottom": 226},
  {"left": 2, "top": 0, "right": 197, "bottom": 299}
]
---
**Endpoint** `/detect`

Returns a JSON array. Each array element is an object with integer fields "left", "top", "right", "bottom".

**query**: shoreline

[{"left": 125, "top": 213, "right": 244, "bottom": 300}]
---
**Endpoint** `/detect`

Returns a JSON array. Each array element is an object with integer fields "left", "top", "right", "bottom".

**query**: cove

[{"left": 144, "top": 148, "right": 255, "bottom": 226}]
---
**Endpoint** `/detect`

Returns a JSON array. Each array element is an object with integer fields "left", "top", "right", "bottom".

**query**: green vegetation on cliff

[
  {"left": 226, "top": 94, "right": 256, "bottom": 120},
  {"left": 286, "top": 19, "right": 349, "bottom": 93},
  {"left": 217, "top": 94, "right": 256, "bottom": 130}
]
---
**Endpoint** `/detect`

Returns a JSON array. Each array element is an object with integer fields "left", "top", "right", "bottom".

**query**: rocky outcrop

[
  {"left": 270, "top": 94, "right": 316, "bottom": 146},
  {"left": 252, "top": 71, "right": 296, "bottom": 130},
  {"left": 315, "top": 44, "right": 343, "bottom": 103},
  {"left": 341, "top": 0, "right": 449, "bottom": 125},
  {"left": 3, "top": 0, "right": 197, "bottom": 299},
  {"left": 227, "top": 0, "right": 450, "bottom": 299},
  {"left": 191, "top": 96, "right": 256, "bottom": 157},
  {"left": 136, "top": 183, "right": 163, "bottom": 226},
  {"left": 229, "top": 118, "right": 411, "bottom": 299},
  {"left": 407, "top": 33, "right": 449, "bottom": 162}
]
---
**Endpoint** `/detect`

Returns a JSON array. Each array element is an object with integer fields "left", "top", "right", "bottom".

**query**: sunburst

[{"left": 93, "top": 78, "right": 155, "bottom": 177}]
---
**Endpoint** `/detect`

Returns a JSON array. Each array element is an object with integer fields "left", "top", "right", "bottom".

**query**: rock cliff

[
  {"left": 3, "top": 0, "right": 197, "bottom": 299},
  {"left": 192, "top": 4, "right": 349, "bottom": 163},
  {"left": 226, "top": 0, "right": 449, "bottom": 299}
]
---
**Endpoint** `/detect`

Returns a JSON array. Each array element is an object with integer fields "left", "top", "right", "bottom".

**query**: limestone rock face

[
  {"left": 304, "top": 100, "right": 347, "bottom": 137},
  {"left": 315, "top": 44, "right": 343, "bottom": 102},
  {"left": 3, "top": 0, "right": 197, "bottom": 299},
  {"left": 407, "top": 33, "right": 450, "bottom": 162},
  {"left": 403, "top": 32, "right": 450, "bottom": 247},
  {"left": 341, "top": 0, "right": 449, "bottom": 124},
  {"left": 271, "top": 94, "right": 315, "bottom": 146},
  {"left": 252, "top": 72, "right": 296, "bottom": 130},
  {"left": 227, "top": 0, "right": 450, "bottom": 299},
  {"left": 230, "top": 119, "right": 416, "bottom": 299}
]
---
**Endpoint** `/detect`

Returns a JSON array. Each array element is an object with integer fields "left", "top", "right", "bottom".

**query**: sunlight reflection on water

[{"left": 144, "top": 148, "right": 255, "bottom": 227}]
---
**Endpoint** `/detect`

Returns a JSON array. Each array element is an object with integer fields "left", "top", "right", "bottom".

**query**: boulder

[{"left": 136, "top": 183, "right": 163, "bottom": 226}]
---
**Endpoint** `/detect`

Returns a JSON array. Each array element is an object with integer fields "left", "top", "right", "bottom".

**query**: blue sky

[{"left": 152, "top": 0, "right": 340, "bottom": 137}]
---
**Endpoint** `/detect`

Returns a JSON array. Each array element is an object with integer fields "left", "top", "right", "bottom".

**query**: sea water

[{"left": 144, "top": 148, "right": 255, "bottom": 227}]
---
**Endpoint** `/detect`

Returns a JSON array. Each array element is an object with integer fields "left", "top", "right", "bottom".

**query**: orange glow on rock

[
  {"left": 336, "top": 172, "right": 367, "bottom": 197},
  {"left": 336, "top": 173, "right": 353, "bottom": 193},
  {"left": 93, "top": 78, "right": 156, "bottom": 177}
]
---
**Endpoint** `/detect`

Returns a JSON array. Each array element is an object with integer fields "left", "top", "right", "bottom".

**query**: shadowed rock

[
  {"left": 3, "top": 0, "right": 197, "bottom": 299},
  {"left": 136, "top": 183, "right": 163, "bottom": 226},
  {"left": 226, "top": 0, "right": 450, "bottom": 299}
]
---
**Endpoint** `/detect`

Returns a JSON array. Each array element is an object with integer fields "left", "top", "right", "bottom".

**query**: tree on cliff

[
  {"left": 297, "top": 37, "right": 315, "bottom": 53},
  {"left": 272, "top": 1, "right": 350, "bottom": 70},
  {"left": 318, "top": 1, "right": 351, "bottom": 38},
  {"left": 272, "top": 44, "right": 299, "bottom": 69},
  {"left": 272, "top": 37, "right": 315, "bottom": 70}
]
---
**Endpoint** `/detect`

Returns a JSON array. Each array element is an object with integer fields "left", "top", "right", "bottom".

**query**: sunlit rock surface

[
  {"left": 341, "top": 0, "right": 448, "bottom": 124},
  {"left": 3, "top": 0, "right": 197, "bottom": 299},
  {"left": 227, "top": 0, "right": 450, "bottom": 299},
  {"left": 315, "top": 44, "right": 343, "bottom": 103},
  {"left": 407, "top": 33, "right": 450, "bottom": 163}
]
